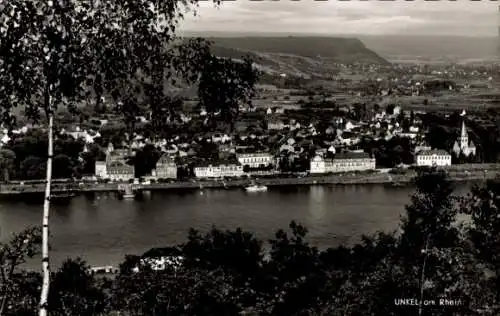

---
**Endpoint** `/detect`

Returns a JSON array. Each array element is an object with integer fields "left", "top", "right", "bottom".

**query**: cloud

[{"left": 179, "top": 0, "right": 500, "bottom": 36}]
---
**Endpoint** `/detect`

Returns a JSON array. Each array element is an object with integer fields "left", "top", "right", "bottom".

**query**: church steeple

[
  {"left": 460, "top": 119, "right": 468, "bottom": 147},
  {"left": 453, "top": 109, "right": 476, "bottom": 158},
  {"left": 459, "top": 109, "right": 468, "bottom": 147}
]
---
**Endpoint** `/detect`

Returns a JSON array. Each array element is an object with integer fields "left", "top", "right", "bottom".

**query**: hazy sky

[{"left": 179, "top": 1, "right": 500, "bottom": 36}]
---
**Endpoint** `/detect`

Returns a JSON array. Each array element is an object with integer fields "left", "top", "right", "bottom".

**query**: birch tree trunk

[
  {"left": 39, "top": 93, "right": 54, "bottom": 316},
  {"left": 418, "top": 234, "right": 431, "bottom": 316}
]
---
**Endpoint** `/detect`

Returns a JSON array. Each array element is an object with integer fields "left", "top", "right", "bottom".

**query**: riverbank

[{"left": 0, "top": 165, "right": 497, "bottom": 196}]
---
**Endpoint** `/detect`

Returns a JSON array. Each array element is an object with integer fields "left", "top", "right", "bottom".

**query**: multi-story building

[
  {"left": 95, "top": 161, "right": 107, "bottom": 178},
  {"left": 310, "top": 151, "right": 376, "bottom": 174},
  {"left": 106, "top": 160, "right": 135, "bottom": 181},
  {"left": 194, "top": 160, "right": 245, "bottom": 178},
  {"left": 236, "top": 152, "right": 274, "bottom": 169},
  {"left": 153, "top": 154, "right": 177, "bottom": 179},
  {"left": 416, "top": 149, "right": 452, "bottom": 167},
  {"left": 94, "top": 145, "right": 134, "bottom": 180}
]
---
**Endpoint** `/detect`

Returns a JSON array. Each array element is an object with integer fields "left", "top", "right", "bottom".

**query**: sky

[{"left": 179, "top": 0, "right": 500, "bottom": 37}]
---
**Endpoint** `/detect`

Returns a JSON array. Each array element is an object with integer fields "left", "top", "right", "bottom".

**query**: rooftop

[
  {"left": 333, "top": 151, "right": 371, "bottom": 160},
  {"left": 195, "top": 159, "right": 241, "bottom": 168},
  {"left": 157, "top": 154, "right": 176, "bottom": 165},
  {"left": 237, "top": 152, "right": 272, "bottom": 158},
  {"left": 417, "top": 149, "right": 450, "bottom": 156}
]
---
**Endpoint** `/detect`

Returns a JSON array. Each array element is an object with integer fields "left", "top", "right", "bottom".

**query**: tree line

[
  {"left": 0, "top": 1, "right": 259, "bottom": 312},
  {"left": 1, "top": 169, "right": 500, "bottom": 316}
]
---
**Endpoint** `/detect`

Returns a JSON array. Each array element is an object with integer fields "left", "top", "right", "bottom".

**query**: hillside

[{"left": 205, "top": 36, "right": 389, "bottom": 78}]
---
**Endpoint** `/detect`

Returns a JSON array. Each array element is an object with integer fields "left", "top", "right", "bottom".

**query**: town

[{"left": 0, "top": 65, "right": 494, "bottom": 187}]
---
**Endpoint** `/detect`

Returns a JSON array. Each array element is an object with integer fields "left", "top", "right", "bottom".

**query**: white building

[
  {"left": 211, "top": 133, "right": 232, "bottom": 143},
  {"left": 63, "top": 127, "right": 99, "bottom": 144},
  {"left": 452, "top": 116, "right": 476, "bottom": 158},
  {"left": 194, "top": 161, "right": 245, "bottom": 178},
  {"left": 133, "top": 256, "right": 184, "bottom": 272},
  {"left": 310, "top": 152, "right": 376, "bottom": 174},
  {"left": 95, "top": 161, "right": 107, "bottom": 178},
  {"left": 132, "top": 247, "right": 184, "bottom": 273},
  {"left": 416, "top": 149, "right": 452, "bottom": 167},
  {"left": 153, "top": 154, "right": 177, "bottom": 179},
  {"left": 94, "top": 146, "right": 134, "bottom": 181},
  {"left": 236, "top": 152, "right": 274, "bottom": 169},
  {"left": 106, "top": 161, "right": 135, "bottom": 181},
  {"left": 393, "top": 105, "right": 402, "bottom": 116}
]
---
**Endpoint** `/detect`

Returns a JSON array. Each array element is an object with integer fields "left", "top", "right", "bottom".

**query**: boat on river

[
  {"left": 245, "top": 185, "right": 268, "bottom": 192},
  {"left": 245, "top": 180, "right": 268, "bottom": 192},
  {"left": 121, "top": 193, "right": 135, "bottom": 199},
  {"left": 118, "top": 184, "right": 135, "bottom": 200},
  {"left": 50, "top": 192, "right": 76, "bottom": 204}
]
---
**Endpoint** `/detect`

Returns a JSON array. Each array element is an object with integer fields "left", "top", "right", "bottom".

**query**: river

[{"left": 0, "top": 183, "right": 476, "bottom": 269}]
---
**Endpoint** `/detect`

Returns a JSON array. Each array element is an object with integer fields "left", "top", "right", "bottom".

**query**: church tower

[{"left": 453, "top": 110, "right": 476, "bottom": 158}]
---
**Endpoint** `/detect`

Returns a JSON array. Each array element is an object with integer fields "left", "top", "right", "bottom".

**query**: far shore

[{"left": 0, "top": 164, "right": 498, "bottom": 196}]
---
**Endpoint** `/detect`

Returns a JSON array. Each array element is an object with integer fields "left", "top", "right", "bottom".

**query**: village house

[
  {"left": 194, "top": 160, "right": 245, "bottom": 179},
  {"left": 416, "top": 149, "right": 452, "bottom": 167},
  {"left": 62, "top": 127, "right": 100, "bottom": 144},
  {"left": 267, "top": 118, "right": 286, "bottom": 131},
  {"left": 409, "top": 126, "right": 419, "bottom": 133},
  {"left": 310, "top": 151, "right": 376, "bottom": 174},
  {"left": 275, "top": 107, "right": 285, "bottom": 114},
  {"left": 130, "top": 138, "right": 146, "bottom": 150},
  {"left": 211, "top": 133, "right": 232, "bottom": 144},
  {"left": 153, "top": 154, "right": 177, "bottom": 179},
  {"left": 236, "top": 152, "right": 274, "bottom": 169}
]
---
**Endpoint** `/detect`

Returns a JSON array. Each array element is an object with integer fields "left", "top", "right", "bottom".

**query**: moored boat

[
  {"left": 50, "top": 192, "right": 76, "bottom": 199},
  {"left": 118, "top": 184, "right": 135, "bottom": 199},
  {"left": 50, "top": 192, "right": 76, "bottom": 204},
  {"left": 245, "top": 183, "right": 268, "bottom": 192},
  {"left": 121, "top": 193, "right": 135, "bottom": 199}
]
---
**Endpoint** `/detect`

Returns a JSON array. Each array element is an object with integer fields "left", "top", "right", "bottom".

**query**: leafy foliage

[
  {"left": 197, "top": 55, "right": 259, "bottom": 128},
  {"left": 0, "top": 227, "right": 42, "bottom": 316},
  {"left": 48, "top": 258, "right": 108, "bottom": 316}
]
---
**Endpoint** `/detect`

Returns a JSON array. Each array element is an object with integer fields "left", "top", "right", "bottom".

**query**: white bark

[
  {"left": 418, "top": 234, "right": 431, "bottom": 316},
  {"left": 39, "top": 106, "right": 54, "bottom": 316}
]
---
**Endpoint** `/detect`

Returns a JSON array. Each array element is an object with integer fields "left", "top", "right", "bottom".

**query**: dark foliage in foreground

[{"left": 2, "top": 169, "right": 500, "bottom": 315}]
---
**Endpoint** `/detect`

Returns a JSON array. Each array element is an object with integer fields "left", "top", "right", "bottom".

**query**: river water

[{"left": 0, "top": 183, "right": 475, "bottom": 269}]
